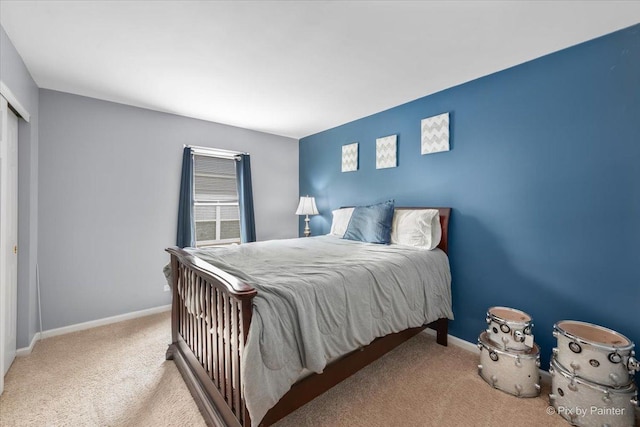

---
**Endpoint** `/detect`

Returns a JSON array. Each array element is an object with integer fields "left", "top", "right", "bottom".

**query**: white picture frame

[
  {"left": 376, "top": 135, "right": 397, "bottom": 169},
  {"left": 342, "top": 142, "right": 358, "bottom": 172},
  {"left": 421, "top": 112, "right": 450, "bottom": 155}
]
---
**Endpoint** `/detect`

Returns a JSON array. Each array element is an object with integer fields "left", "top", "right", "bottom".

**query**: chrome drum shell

[
  {"left": 486, "top": 306, "right": 534, "bottom": 351},
  {"left": 553, "top": 320, "right": 638, "bottom": 387},
  {"left": 478, "top": 331, "right": 540, "bottom": 398},
  {"left": 549, "top": 357, "right": 638, "bottom": 427}
]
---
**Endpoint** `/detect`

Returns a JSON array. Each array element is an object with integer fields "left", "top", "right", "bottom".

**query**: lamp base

[{"left": 303, "top": 216, "right": 311, "bottom": 237}]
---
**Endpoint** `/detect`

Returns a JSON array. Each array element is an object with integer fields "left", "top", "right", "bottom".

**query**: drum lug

[
  {"left": 568, "top": 378, "right": 578, "bottom": 392},
  {"left": 490, "top": 375, "right": 498, "bottom": 387},
  {"left": 569, "top": 361, "right": 580, "bottom": 372},
  {"left": 501, "top": 336, "right": 509, "bottom": 349},
  {"left": 535, "top": 383, "right": 540, "bottom": 391},
  {"left": 569, "top": 341, "right": 582, "bottom": 354},
  {"left": 535, "top": 359, "right": 540, "bottom": 368},
  {"left": 608, "top": 352, "right": 622, "bottom": 364},
  {"left": 602, "top": 390, "right": 611, "bottom": 404},
  {"left": 552, "top": 330, "right": 559, "bottom": 339},
  {"left": 549, "top": 393, "right": 556, "bottom": 402},
  {"left": 515, "top": 355, "right": 522, "bottom": 368},
  {"left": 514, "top": 330, "right": 525, "bottom": 342},
  {"left": 631, "top": 397, "right": 639, "bottom": 407},
  {"left": 515, "top": 384, "right": 522, "bottom": 396},
  {"left": 485, "top": 315, "right": 491, "bottom": 324},
  {"left": 549, "top": 365, "right": 555, "bottom": 376},
  {"left": 552, "top": 347, "right": 559, "bottom": 357},
  {"left": 477, "top": 341, "right": 483, "bottom": 351},
  {"left": 478, "top": 364, "right": 483, "bottom": 373},
  {"left": 627, "top": 356, "right": 640, "bottom": 372}
]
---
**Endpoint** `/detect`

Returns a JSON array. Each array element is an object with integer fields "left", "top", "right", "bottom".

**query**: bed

[{"left": 165, "top": 207, "right": 452, "bottom": 427}]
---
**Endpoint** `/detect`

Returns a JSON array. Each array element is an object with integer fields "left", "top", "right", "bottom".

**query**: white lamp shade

[{"left": 295, "top": 196, "right": 319, "bottom": 216}]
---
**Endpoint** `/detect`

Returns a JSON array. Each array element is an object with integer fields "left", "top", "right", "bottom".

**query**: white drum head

[
  {"left": 488, "top": 306, "right": 532, "bottom": 323},
  {"left": 556, "top": 320, "right": 632, "bottom": 348}
]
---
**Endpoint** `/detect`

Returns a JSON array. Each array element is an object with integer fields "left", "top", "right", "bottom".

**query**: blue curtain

[
  {"left": 236, "top": 154, "right": 256, "bottom": 243},
  {"left": 176, "top": 147, "right": 195, "bottom": 247}
]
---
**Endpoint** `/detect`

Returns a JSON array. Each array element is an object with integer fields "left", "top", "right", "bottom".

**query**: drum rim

[
  {"left": 487, "top": 306, "right": 533, "bottom": 326},
  {"left": 478, "top": 332, "right": 539, "bottom": 358},
  {"left": 554, "top": 320, "right": 634, "bottom": 351},
  {"left": 550, "top": 357, "right": 637, "bottom": 392}
]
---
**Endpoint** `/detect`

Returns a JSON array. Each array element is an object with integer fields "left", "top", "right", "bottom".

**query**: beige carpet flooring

[
  {"left": 0, "top": 312, "right": 205, "bottom": 427},
  {"left": 1, "top": 312, "right": 637, "bottom": 426}
]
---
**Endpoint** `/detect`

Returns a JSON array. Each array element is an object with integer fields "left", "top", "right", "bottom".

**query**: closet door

[{"left": 0, "top": 95, "right": 18, "bottom": 394}]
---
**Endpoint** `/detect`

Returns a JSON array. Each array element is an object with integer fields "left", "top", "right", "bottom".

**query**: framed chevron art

[
  {"left": 421, "top": 112, "right": 450, "bottom": 155},
  {"left": 376, "top": 134, "right": 397, "bottom": 169},
  {"left": 341, "top": 142, "right": 359, "bottom": 172}
]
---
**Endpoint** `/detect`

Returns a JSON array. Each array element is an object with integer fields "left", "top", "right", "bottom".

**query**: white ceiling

[{"left": 1, "top": 1, "right": 639, "bottom": 139}]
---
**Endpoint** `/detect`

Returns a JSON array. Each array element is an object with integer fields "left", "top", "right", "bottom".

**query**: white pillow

[
  {"left": 329, "top": 207, "right": 355, "bottom": 237},
  {"left": 390, "top": 209, "right": 441, "bottom": 250}
]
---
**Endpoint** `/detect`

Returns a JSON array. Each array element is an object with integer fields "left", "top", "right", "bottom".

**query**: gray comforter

[{"left": 183, "top": 235, "right": 453, "bottom": 426}]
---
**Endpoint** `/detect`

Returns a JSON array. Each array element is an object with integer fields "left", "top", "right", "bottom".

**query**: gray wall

[
  {"left": 39, "top": 89, "right": 298, "bottom": 330},
  {"left": 0, "top": 25, "right": 39, "bottom": 348}
]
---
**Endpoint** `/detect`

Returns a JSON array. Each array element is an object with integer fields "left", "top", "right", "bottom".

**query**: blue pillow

[{"left": 343, "top": 200, "right": 395, "bottom": 244}]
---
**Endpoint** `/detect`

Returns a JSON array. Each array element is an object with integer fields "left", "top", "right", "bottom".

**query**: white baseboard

[
  {"left": 423, "top": 328, "right": 551, "bottom": 380},
  {"left": 15, "top": 332, "right": 41, "bottom": 357},
  {"left": 16, "top": 304, "right": 171, "bottom": 356},
  {"left": 424, "top": 327, "right": 479, "bottom": 354}
]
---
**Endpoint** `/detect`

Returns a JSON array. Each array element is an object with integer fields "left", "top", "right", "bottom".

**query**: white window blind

[{"left": 193, "top": 154, "right": 241, "bottom": 247}]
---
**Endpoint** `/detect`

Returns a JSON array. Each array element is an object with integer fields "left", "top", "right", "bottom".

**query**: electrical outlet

[{"left": 164, "top": 284, "right": 171, "bottom": 292}]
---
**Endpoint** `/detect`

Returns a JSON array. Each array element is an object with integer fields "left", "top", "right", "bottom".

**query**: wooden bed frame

[{"left": 165, "top": 207, "right": 451, "bottom": 427}]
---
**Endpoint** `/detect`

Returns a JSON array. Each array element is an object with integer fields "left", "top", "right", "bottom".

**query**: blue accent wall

[{"left": 299, "top": 24, "right": 640, "bottom": 371}]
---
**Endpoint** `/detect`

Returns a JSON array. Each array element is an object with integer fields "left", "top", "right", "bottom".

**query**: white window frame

[
  {"left": 190, "top": 146, "right": 244, "bottom": 248},
  {"left": 194, "top": 201, "right": 241, "bottom": 247}
]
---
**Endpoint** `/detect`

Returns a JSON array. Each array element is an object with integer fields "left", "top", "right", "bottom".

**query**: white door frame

[
  {"left": 0, "top": 82, "right": 31, "bottom": 396},
  {"left": 0, "top": 95, "right": 19, "bottom": 395},
  {"left": 0, "top": 95, "right": 3, "bottom": 395}
]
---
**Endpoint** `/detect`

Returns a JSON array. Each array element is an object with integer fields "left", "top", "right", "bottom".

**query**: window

[
  {"left": 177, "top": 145, "right": 254, "bottom": 248},
  {"left": 193, "top": 155, "right": 241, "bottom": 247}
]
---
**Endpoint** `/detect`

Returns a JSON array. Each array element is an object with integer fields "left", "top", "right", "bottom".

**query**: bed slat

[
  {"left": 205, "top": 282, "right": 212, "bottom": 379},
  {"left": 224, "top": 295, "right": 232, "bottom": 406},
  {"left": 232, "top": 299, "right": 240, "bottom": 416},
  {"left": 217, "top": 289, "right": 226, "bottom": 399},
  {"left": 212, "top": 289, "right": 219, "bottom": 387}
]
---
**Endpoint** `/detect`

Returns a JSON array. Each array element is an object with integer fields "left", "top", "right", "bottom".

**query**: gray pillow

[{"left": 343, "top": 200, "right": 395, "bottom": 244}]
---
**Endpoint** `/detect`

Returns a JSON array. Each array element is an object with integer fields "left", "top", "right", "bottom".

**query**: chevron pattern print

[
  {"left": 376, "top": 135, "right": 397, "bottom": 169},
  {"left": 342, "top": 142, "right": 358, "bottom": 172},
  {"left": 421, "top": 112, "right": 450, "bottom": 155}
]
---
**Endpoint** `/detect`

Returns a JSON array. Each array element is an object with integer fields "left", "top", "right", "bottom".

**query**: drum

[
  {"left": 477, "top": 331, "right": 541, "bottom": 398},
  {"left": 553, "top": 320, "right": 639, "bottom": 387},
  {"left": 486, "top": 306, "right": 534, "bottom": 351},
  {"left": 549, "top": 357, "right": 638, "bottom": 427}
]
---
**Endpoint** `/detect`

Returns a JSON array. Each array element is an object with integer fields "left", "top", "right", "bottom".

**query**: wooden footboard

[
  {"left": 165, "top": 247, "right": 256, "bottom": 427},
  {"left": 166, "top": 246, "right": 449, "bottom": 427}
]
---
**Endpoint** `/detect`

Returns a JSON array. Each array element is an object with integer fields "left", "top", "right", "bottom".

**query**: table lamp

[{"left": 295, "top": 196, "right": 319, "bottom": 237}]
